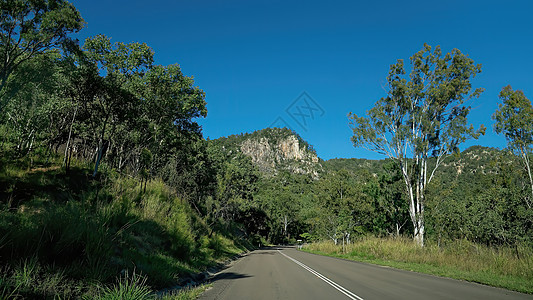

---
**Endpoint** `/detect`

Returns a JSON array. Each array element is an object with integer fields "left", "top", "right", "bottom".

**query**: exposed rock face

[
  {"left": 241, "top": 138, "right": 274, "bottom": 169},
  {"left": 240, "top": 134, "right": 320, "bottom": 177},
  {"left": 212, "top": 128, "right": 322, "bottom": 177}
]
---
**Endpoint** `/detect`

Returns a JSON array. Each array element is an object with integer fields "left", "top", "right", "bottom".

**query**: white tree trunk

[
  {"left": 414, "top": 218, "right": 424, "bottom": 247},
  {"left": 64, "top": 105, "right": 78, "bottom": 171},
  {"left": 521, "top": 149, "right": 533, "bottom": 209},
  {"left": 395, "top": 223, "right": 400, "bottom": 237},
  {"left": 400, "top": 158, "right": 426, "bottom": 247}
]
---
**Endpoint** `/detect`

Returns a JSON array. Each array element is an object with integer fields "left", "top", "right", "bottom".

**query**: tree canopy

[
  {"left": 0, "top": 0, "right": 84, "bottom": 102},
  {"left": 493, "top": 85, "right": 533, "bottom": 208},
  {"left": 349, "top": 44, "right": 485, "bottom": 246}
]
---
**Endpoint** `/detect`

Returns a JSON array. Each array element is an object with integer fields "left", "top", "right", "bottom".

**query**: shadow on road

[
  {"left": 258, "top": 245, "right": 295, "bottom": 250},
  {"left": 210, "top": 272, "right": 252, "bottom": 281},
  {"left": 202, "top": 246, "right": 297, "bottom": 285},
  {"left": 251, "top": 250, "right": 277, "bottom": 255}
]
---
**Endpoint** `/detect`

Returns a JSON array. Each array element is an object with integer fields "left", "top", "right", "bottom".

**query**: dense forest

[{"left": 0, "top": 0, "right": 532, "bottom": 298}]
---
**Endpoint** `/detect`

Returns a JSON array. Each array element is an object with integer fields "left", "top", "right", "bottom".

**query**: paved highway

[{"left": 199, "top": 246, "right": 532, "bottom": 300}]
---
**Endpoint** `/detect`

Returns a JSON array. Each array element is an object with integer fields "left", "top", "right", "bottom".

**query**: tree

[
  {"left": 316, "top": 169, "right": 353, "bottom": 244},
  {"left": 493, "top": 85, "right": 533, "bottom": 208},
  {"left": 348, "top": 44, "right": 485, "bottom": 246},
  {"left": 213, "top": 153, "right": 258, "bottom": 225},
  {"left": 139, "top": 148, "right": 152, "bottom": 193},
  {"left": 80, "top": 34, "right": 153, "bottom": 177},
  {"left": 373, "top": 161, "right": 410, "bottom": 237},
  {"left": 1, "top": 50, "right": 63, "bottom": 156},
  {"left": 310, "top": 169, "right": 374, "bottom": 245},
  {"left": 0, "top": 0, "right": 84, "bottom": 106},
  {"left": 141, "top": 63, "right": 207, "bottom": 169}
]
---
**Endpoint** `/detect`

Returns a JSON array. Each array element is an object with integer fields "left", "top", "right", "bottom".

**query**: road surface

[{"left": 199, "top": 246, "right": 532, "bottom": 300}]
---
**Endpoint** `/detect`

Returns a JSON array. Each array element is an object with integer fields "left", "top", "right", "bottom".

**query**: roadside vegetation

[
  {"left": 1, "top": 1, "right": 252, "bottom": 298},
  {"left": 303, "top": 238, "right": 533, "bottom": 294},
  {"left": 0, "top": 152, "right": 246, "bottom": 299}
]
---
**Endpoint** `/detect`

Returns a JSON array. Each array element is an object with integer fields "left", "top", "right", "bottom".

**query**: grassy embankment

[
  {"left": 303, "top": 238, "right": 533, "bottom": 294},
  {"left": 0, "top": 149, "right": 248, "bottom": 299}
]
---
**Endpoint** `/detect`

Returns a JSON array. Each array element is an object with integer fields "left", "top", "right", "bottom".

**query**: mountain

[
  {"left": 324, "top": 145, "right": 510, "bottom": 178},
  {"left": 210, "top": 128, "right": 322, "bottom": 177},
  {"left": 323, "top": 157, "right": 386, "bottom": 174},
  {"left": 210, "top": 127, "right": 509, "bottom": 181}
]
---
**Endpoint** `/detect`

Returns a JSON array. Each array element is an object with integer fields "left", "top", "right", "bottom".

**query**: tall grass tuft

[{"left": 87, "top": 271, "right": 153, "bottom": 300}]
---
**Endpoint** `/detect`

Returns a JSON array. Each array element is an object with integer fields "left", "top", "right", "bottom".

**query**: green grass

[
  {"left": 0, "top": 150, "right": 246, "bottom": 299},
  {"left": 86, "top": 271, "right": 211, "bottom": 300},
  {"left": 302, "top": 237, "right": 533, "bottom": 294},
  {"left": 158, "top": 285, "right": 212, "bottom": 300},
  {"left": 87, "top": 271, "right": 152, "bottom": 300}
]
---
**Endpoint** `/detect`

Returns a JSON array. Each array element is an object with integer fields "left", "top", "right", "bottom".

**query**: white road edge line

[{"left": 277, "top": 250, "right": 364, "bottom": 300}]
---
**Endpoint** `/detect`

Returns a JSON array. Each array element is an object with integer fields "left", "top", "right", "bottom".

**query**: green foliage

[
  {"left": 493, "top": 86, "right": 533, "bottom": 151},
  {"left": 1, "top": 31, "right": 209, "bottom": 181},
  {"left": 318, "top": 146, "right": 532, "bottom": 249},
  {"left": 87, "top": 272, "right": 211, "bottom": 300},
  {"left": 0, "top": 0, "right": 85, "bottom": 100},
  {"left": 426, "top": 148, "right": 533, "bottom": 247},
  {"left": 493, "top": 85, "right": 533, "bottom": 206},
  {"left": 348, "top": 44, "right": 486, "bottom": 246},
  {"left": 158, "top": 285, "right": 212, "bottom": 300},
  {"left": 1, "top": 3, "right": 532, "bottom": 295},
  {"left": 371, "top": 161, "right": 410, "bottom": 236},
  {"left": 323, "top": 157, "right": 385, "bottom": 173},
  {"left": 1, "top": 50, "right": 71, "bottom": 158}
]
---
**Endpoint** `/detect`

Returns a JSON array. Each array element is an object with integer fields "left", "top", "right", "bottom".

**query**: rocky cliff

[{"left": 212, "top": 128, "right": 322, "bottom": 177}]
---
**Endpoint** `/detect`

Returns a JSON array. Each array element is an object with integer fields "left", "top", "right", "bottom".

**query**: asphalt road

[{"left": 198, "top": 246, "right": 532, "bottom": 300}]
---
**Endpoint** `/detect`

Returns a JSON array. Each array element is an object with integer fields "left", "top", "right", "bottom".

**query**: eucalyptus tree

[
  {"left": 213, "top": 153, "right": 258, "bottom": 225},
  {"left": 0, "top": 0, "right": 84, "bottom": 108},
  {"left": 493, "top": 86, "right": 533, "bottom": 208},
  {"left": 361, "top": 161, "right": 410, "bottom": 237},
  {"left": 80, "top": 34, "right": 153, "bottom": 177},
  {"left": 317, "top": 169, "right": 355, "bottom": 244},
  {"left": 349, "top": 44, "right": 485, "bottom": 246},
  {"left": 1, "top": 51, "right": 62, "bottom": 155},
  {"left": 141, "top": 64, "right": 207, "bottom": 170},
  {"left": 312, "top": 169, "right": 374, "bottom": 245}
]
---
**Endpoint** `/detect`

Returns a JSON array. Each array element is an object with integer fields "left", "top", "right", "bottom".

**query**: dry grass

[{"left": 304, "top": 237, "right": 533, "bottom": 294}]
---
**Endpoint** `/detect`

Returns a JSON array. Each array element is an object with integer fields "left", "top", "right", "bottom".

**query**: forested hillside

[
  {"left": 209, "top": 131, "right": 532, "bottom": 249},
  {"left": 324, "top": 146, "right": 532, "bottom": 245}
]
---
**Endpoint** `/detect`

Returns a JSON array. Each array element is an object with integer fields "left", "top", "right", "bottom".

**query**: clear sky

[{"left": 70, "top": 0, "right": 533, "bottom": 160}]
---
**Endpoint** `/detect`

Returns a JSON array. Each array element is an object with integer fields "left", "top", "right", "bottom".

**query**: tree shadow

[
  {"left": 250, "top": 250, "right": 277, "bottom": 255},
  {"left": 210, "top": 271, "right": 253, "bottom": 282},
  {"left": 0, "top": 164, "right": 94, "bottom": 208},
  {"left": 261, "top": 245, "right": 295, "bottom": 250}
]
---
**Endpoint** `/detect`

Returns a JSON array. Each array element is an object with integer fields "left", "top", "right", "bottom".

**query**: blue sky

[{"left": 70, "top": 0, "right": 533, "bottom": 160}]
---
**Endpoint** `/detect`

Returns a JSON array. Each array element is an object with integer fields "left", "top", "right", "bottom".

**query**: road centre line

[{"left": 278, "top": 250, "right": 364, "bottom": 300}]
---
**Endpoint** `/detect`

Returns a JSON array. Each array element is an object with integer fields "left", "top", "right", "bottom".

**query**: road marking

[{"left": 278, "top": 250, "right": 364, "bottom": 300}]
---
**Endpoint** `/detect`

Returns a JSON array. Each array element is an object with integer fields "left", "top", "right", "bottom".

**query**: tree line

[
  {"left": 1, "top": 1, "right": 208, "bottom": 192},
  {"left": 349, "top": 44, "right": 533, "bottom": 246}
]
